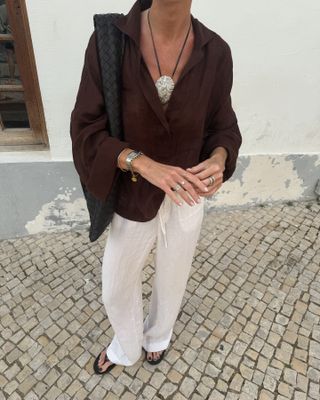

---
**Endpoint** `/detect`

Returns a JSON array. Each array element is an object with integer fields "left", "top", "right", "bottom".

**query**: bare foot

[{"left": 97, "top": 349, "right": 114, "bottom": 372}]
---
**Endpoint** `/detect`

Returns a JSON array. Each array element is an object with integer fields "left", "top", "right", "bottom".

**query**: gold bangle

[{"left": 117, "top": 149, "right": 129, "bottom": 172}]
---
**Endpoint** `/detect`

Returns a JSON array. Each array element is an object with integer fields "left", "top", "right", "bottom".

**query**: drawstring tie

[{"left": 158, "top": 195, "right": 172, "bottom": 248}]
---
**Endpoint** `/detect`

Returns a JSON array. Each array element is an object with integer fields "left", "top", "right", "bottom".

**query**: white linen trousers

[{"left": 101, "top": 193, "right": 205, "bottom": 366}]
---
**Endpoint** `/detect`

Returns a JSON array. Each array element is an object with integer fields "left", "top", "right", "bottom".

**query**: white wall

[
  {"left": 2, "top": 1, "right": 320, "bottom": 207},
  {"left": 15, "top": 0, "right": 319, "bottom": 161}
]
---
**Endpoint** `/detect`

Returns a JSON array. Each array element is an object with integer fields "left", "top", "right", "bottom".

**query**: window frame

[{"left": 0, "top": 0, "right": 48, "bottom": 149}]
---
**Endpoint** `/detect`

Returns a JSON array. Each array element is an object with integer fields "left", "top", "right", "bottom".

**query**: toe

[
  {"left": 98, "top": 350, "right": 106, "bottom": 366},
  {"left": 146, "top": 350, "right": 164, "bottom": 361},
  {"left": 99, "top": 359, "right": 113, "bottom": 372}
]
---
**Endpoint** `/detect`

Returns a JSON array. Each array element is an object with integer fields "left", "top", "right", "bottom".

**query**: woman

[{"left": 70, "top": 0, "right": 242, "bottom": 374}]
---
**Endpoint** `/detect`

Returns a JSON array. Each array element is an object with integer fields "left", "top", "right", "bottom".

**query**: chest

[
  {"left": 120, "top": 21, "right": 216, "bottom": 135},
  {"left": 139, "top": 16, "right": 195, "bottom": 97}
]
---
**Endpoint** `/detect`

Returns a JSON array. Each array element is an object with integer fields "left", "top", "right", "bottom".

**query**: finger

[
  {"left": 178, "top": 180, "right": 203, "bottom": 204},
  {"left": 199, "top": 182, "right": 221, "bottom": 197},
  {"left": 168, "top": 179, "right": 197, "bottom": 206},
  {"left": 178, "top": 189, "right": 197, "bottom": 206},
  {"left": 193, "top": 187, "right": 201, "bottom": 195},
  {"left": 170, "top": 171, "right": 202, "bottom": 204},
  {"left": 203, "top": 174, "right": 222, "bottom": 187},
  {"left": 194, "top": 175, "right": 222, "bottom": 193},
  {"left": 198, "top": 188, "right": 215, "bottom": 197},
  {"left": 164, "top": 186, "right": 183, "bottom": 206},
  {"left": 186, "top": 163, "right": 206, "bottom": 174},
  {"left": 195, "top": 167, "right": 222, "bottom": 181},
  {"left": 182, "top": 170, "right": 209, "bottom": 193},
  {"left": 190, "top": 180, "right": 212, "bottom": 193}
]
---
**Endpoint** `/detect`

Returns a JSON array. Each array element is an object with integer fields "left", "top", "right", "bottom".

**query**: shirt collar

[
  {"left": 113, "top": 0, "right": 216, "bottom": 50},
  {"left": 113, "top": 0, "right": 216, "bottom": 134}
]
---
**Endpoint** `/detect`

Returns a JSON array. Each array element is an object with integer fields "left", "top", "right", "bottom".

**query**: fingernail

[
  {"left": 179, "top": 202, "right": 183, "bottom": 206},
  {"left": 204, "top": 187, "right": 209, "bottom": 192},
  {"left": 196, "top": 198, "right": 201, "bottom": 203}
]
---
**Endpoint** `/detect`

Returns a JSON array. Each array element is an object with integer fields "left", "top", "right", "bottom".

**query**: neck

[{"left": 148, "top": 0, "right": 192, "bottom": 42}]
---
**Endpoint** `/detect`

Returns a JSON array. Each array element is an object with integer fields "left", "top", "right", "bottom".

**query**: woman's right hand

[{"left": 132, "top": 154, "right": 209, "bottom": 207}]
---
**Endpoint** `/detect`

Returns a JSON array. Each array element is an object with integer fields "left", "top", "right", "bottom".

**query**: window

[{"left": 0, "top": 0, "right": 48, "bottom": 150}]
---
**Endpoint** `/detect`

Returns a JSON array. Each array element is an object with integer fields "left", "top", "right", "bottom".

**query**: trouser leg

[
  {"left": 101, "top": 212, "right": 157, "bottom": 366},
  {"left": 142, "top": 195, "right": 204, "bottom": 352}
]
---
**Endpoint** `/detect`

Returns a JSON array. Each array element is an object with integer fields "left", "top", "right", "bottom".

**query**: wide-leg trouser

[{"left": 101, "top": 193, "right": 204, "bottom": 366}]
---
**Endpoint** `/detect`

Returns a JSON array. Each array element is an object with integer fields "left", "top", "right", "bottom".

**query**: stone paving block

[
  {"left": 180, "top": 376, "right": 197, "bottom": 397},
  {"left": 293, "top": 391, "right": 307, "bottom": 400},
  {"left": 167, "top": 368, "right": 183, "bottom": 384},
  {"left": 0, "top": 200, "right": 319, "bottom": 399},
  {"left": 128, "top": 377, "right": 144, "bottom": 394},
  {"left": 141, "top": 384, "right": 157, "bottom": 399},
  {"left": 172, "top": 393, "right": 188, "bottom": 400},
  {"left": 208, "top": 389, "right": 225, "bottom": 400}
]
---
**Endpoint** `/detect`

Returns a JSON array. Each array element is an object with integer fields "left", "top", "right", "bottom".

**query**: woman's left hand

[{"left": 186, "top": 155, "right": 225, "bottom": 197}]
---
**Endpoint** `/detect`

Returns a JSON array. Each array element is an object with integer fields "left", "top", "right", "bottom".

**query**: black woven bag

[
  {"left": 80, "top": 13, "right": 126, "bottom": 242},
  {"left": 81, "top": 1, "right": 153, "bottom": 242}
]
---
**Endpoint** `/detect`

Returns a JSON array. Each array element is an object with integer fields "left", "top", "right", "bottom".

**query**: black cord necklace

[{"left": 147, "top": 9, "right": 192, "bottom": 105}]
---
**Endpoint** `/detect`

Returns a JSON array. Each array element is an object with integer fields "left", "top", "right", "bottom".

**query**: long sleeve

[
  {"left": 200, "top": 42, "right": 242, "bottom": 182},
  {"left": 70, "top": 31, "right": 131, "bottom": 202}
]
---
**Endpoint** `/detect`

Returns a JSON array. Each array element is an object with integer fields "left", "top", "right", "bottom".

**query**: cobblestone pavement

[{"left": 1, "top": 199, "right": 320, "bottom": 400}]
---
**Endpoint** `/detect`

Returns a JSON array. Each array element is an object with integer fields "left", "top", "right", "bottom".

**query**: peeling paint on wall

[
  {"left": 25, "top": 188, "right": 89, "bottom": 235},
  {"left": 205, "top": 154, "right": 320, "bottom": 209},
  {"left": 2, "top": 156, "right": 320, "bottom": 239},
  {"left": 233, "top": 156, "right": 250, "bottom": 186},
  {"left": 286, "top": 155, "right": 320, "bottom": 196}
]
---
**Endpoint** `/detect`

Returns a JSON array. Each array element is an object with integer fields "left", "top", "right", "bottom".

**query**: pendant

[{"left": 155, "top": 75, "right": 175, "bottom": 105}]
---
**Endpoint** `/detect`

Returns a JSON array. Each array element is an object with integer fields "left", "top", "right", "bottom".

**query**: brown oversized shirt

[{"left": 70, "top": 0, "right": 242, "bottom": 222}]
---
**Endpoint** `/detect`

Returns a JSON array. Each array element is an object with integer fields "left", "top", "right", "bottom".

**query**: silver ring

[
  {"left": 208, "top": 175, "right": 215, "bottom": 186},
  {"left": 172, "top": 183, "right": 182, "bottom": 192}
]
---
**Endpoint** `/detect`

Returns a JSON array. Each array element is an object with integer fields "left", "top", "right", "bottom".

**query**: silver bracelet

[
  {"left": 125, "top": 150, "right": 144, "bottom": 182},
  {"left": 117, "top": 149, "right": 129, "bottom": 172}
]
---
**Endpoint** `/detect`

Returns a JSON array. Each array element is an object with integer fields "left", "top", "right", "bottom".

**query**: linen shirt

[{"left": 70, "top": 0, "right": 242, "bottom": 222}]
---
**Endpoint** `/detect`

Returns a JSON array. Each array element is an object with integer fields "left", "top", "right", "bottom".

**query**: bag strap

[{"left": 93, "top": 13, "right": 126, "bottom": 140}]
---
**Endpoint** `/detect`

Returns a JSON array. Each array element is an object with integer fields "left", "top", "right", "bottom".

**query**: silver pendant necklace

[{"left": 147, "top": 9, "right": 192, "bottom": 105}]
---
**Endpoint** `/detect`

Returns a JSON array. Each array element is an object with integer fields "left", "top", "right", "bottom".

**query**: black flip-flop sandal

[
  {"left": 143, "top": 347, "right": 166, "bottom": 365},
  {"left": 93, "top": 349, "right": 116, "bottom": 374}
]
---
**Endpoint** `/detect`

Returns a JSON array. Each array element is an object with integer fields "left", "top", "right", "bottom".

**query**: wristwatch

[{"left": 125, "top": 150, "right": 144, "bottom": 182}]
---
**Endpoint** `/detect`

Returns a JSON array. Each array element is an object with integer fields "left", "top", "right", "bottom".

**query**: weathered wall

[
  {"left": 1, "top": 154, "right": 319, "bottom": 240},
  {"left": 0, "top": 0, "right": 319, "bottom": 239}
]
